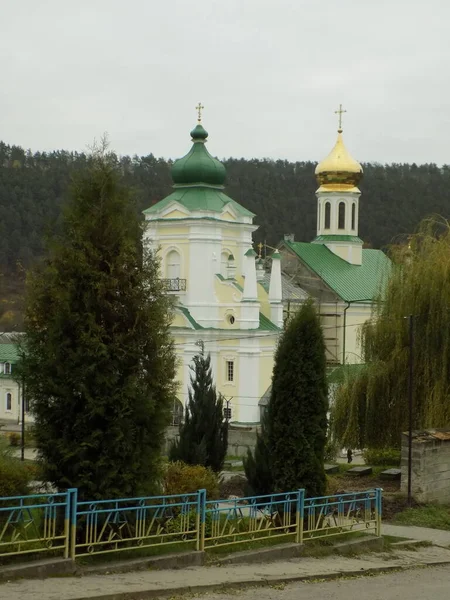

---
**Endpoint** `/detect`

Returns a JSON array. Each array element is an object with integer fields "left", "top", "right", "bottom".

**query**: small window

[
  {"left": 338, "top": 202, "right": 346, "bottom": 230},
  {"left": 166, "top": 250, "right": 181, "bottom": 279},
  {"left": 224, "top": 406, "right": 232, "bottom": 420},
  {"left": 4, "top": 362, "right": 11, "bottom": 375},
  {"left": 226, "top": 360, "right": 234, "bottom": 383},
  {"left": 24, "top": 397, "right": 30, "bottom": 413},
  {"left": 351, "top": 203, "right": 356, "bottom": 230},
  {"left": 324, "top": 202, "right": 331, "bottom": 229},
  {"left": 6, "top": 392, "right": 12, "bottom": 412},
  {"left": 227, "top": 315, "right": 235, "bottom": 325}
]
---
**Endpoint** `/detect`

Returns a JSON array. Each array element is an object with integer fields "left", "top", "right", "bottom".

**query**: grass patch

[{"left": 393, "top": 505, "right": 450, "bottom": 530}]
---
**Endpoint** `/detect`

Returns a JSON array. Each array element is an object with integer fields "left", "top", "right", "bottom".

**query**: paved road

[
  {"left": 2, "top": 546, "right": 450, "bottom": 600},
  {"left": 205, "top": 566, "right": 450, "bottom": 600}
]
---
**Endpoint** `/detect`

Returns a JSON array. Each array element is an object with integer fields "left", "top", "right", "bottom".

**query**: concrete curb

[{"left": 73, "top": 559, "right": 450, "bottom": 600}]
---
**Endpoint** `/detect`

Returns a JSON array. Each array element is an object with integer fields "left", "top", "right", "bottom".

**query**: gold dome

[{"left": 315, "top": 130, "right": 363, "bottom": 190}]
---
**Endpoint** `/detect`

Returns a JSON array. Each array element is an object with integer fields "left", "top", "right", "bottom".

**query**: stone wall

[
  {"left": 401, "top": 428, "right": 450, "bottom": 504},
  {"left": 164, "top": 424, "right": 258, "bottom": 458}
]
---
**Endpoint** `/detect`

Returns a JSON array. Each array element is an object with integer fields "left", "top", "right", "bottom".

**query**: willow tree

[{"left": 334, "top": 217, "right": 450, "bottom": 449}]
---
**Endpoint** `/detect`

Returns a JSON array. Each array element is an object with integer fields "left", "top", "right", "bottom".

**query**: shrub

[
  {"left": 164, "top": 461, "right": 219, "bottom": 499},
  {"left": 0, "top": 457, "right": 32, "bottom": 497},
  {"left": 7, "top": 432, "right": 20, "bottom": 447},
  {"left": 362, "top": 448, "right": 401, "bottom": 466}
]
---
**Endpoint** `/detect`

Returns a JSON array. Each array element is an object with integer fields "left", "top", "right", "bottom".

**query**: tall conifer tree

[
  {"left": 20, "top": 147, "right": 176, "bottom": 500},
  {"left": 268, "top": 300, "right": 328, "bottom": 497},
  {"left": 169, "top": 345, "right": 228, "bottom": 472}
]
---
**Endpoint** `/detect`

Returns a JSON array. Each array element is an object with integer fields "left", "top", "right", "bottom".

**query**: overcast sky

[{"left": 0, "top": 0, "right": 448, "bottom": 165}]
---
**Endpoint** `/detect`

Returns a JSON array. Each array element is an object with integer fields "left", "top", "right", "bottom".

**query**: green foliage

[
  {"left": 269, "top": 300, "right": 328, "bottom": 497},
  {"left": 3, "top": 146, "right": 450, "bottom": 330},
  {"left": 334, "top": 217, "right": 450, "bottom": 449},
  {"left": 7, "top": 432, "right": 20, "bottom": 447},
  {"left": 164, "top": 461, "right": 219, "bottom": 499},
  {"left": 0, "top": 456, "right": 32, "bottom": 496},
  {"left": 243, "top": 408, "right": 273, "bottom": 496},
  {"left": 394, "top": 505, "right": 450, "bottom": 530},
  {"left": 362, "top": 448, "right": 401, "bottom": 466},
  {"left": 169, "top": 348, "right": 227, "bottom": 473},
  {"left": 19, "top": 147, "right": 176, "bottom": 501}
]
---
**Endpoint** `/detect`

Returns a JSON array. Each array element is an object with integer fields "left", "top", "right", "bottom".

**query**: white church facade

[{"left": 143, "top": 116, "right": 282, "bottom": 424}]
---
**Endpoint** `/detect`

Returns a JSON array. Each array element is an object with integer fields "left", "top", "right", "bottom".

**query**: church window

[
  {"left": 324, "top": 202, "right": 331, "bottom": 229},
  {"left": 4, "top": 362, "right": 11, "bottom": 375},
  {"left": 338, "top": 202, "right": 346, "bottom": 230},
  {"left": 351, "top": 203, "right": 356, "bottom": 230},
  {"left": 227, "top": 315, "right": 235, "bottom": 325},
  {"left": 221, "top": 252, "right": 229, "bottom": 278},
  {"left": 226, "top": 360, "right": 234, "bottom": 383},
  {"left": 166, "top": 250, "right": 181, "bottom": 279},
  {"left": 171, "top": 398, "right": 184, "bottom": 426},
  {"left": 5, "top": 392, "right": 12, "bottom": 412}
]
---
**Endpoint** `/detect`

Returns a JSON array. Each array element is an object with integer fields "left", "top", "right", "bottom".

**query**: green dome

[{"left": 171, "top": 123, "right": 226, "bottom": 187}]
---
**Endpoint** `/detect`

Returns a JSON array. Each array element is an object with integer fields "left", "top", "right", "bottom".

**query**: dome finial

[
  {"left": 195, "top": 102, "right": 204, "bottom": 123},
  {"left": 334, "top": 103, "right": 347, "bottom": 133}
]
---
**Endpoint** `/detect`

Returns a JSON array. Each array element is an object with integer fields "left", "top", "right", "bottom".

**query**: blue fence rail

[{"left": 0, "top": 488, "right": 382, "bottom": 561}]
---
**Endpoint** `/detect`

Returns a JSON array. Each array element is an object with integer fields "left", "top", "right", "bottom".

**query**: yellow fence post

[
  {"left": 68, "top": 488, "right": 78, "bottom": 560},
  {"left": 296, "top": 489, "right": 305, "bottom": 544}
]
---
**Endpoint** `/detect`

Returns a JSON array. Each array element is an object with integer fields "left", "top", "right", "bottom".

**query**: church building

[
  {"left": 143, "top": 109, "right": 281, "bottom": 424},
  {"left": 278, "top": 108, "right": 391, "bottom": 368}
]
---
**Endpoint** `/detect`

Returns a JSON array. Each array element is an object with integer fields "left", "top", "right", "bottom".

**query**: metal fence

[
  {"left": 0, "top": 489, "right": 75, "bottom": 559},
  {"left": 73, "top": 490, "right": 205, "bottom": 557},
  {"left": 0, "top": 488, "right": 382, "bottom": 560}
]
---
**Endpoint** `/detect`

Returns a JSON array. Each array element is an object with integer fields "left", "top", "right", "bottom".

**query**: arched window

[
  {"left": 221, "top": 252, "right": 229, "bottom": 278},
  {"left": 324, "top": 202, "right": 331, "bottom": 229},
  {"left": 338, "top": 202, "right": 346, "bottom": 230},
  {"left": 4, "top": 362, "right": 11, "bottom": 375},
  {"left": 351, "top": 203, "right": 356, "bottom": 230},
  {"left": 318, "top": 204, "right": 321, "bottom": 230},
  {"left": 166, "top": 250, "right": 181, "bottom": 279},
  {"left": 5, "top": 393, "right": 12, "bottom": 412},
  {"left": 171, "top": 398, "right": 184, "bottom": 426}
]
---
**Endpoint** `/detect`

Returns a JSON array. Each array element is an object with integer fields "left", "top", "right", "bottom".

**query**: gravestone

[
  {"left": 347, "top": 466, "right": 373, "bottom": 476},
  {"left": 324, "top": 464, "right": 339, "bottom": 474},
  {"left": 380, "top": 468, "right": 401, "bottom": 481}
]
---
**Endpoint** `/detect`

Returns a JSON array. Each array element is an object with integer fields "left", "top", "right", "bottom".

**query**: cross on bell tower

[{"left": 335, "top": 103, "right": 347, "bottom": 133}]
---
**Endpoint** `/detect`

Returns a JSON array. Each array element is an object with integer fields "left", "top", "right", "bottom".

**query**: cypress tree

[
  {"left": 269, "top": 300, "right": 328, "bottom": 497},
  {"left": 243, "top": 406, "right": 273, "bottom": 496},
  {"left": 20, "top": 147, "right": 176, "bottom": 501},
  {"left": 169, "top": 345, "right": 228, "bottom": 472}
]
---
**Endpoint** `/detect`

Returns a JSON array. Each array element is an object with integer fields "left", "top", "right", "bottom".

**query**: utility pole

[
  {"left": 407, "top": 314, "right": 414, "bottom": 507},
  {"left": 21, "top": 378, "right": 25, "bottom": 461}
]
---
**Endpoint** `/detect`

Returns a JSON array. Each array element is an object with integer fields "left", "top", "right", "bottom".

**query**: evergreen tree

[
  {"left": 269, "top": 300, "right": 328, "bottom": 497},
  {"left": 333, "top": 217, "right": 450, "bottom": 449},
  {"left": 19, "top": 146, "right": 176, "bottom": 501},
  {"left": 169, "top": 345, "right": 228, "bottom": 472},
  {"left": 243, "top": 406, "right": 273, "bottom": 496}
]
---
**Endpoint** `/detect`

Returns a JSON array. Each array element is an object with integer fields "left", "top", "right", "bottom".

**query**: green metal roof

[
  {"left": 144, "top": 122, "right": 254, "bottom": 219},
  {"left": 174, "top": 305, "right": 280, "bottom": 332},
  {"left": 143, "top": 187, "right": 254, "bottom": 218},
  {"left": 284, "top": 240, "right": 391, "bottom": 302},
  {"left": 314, "top": 235, "right": 363, "bottom": 244},
  {"left": 0, "top": 343, "right": 19, "bottom": 363}
]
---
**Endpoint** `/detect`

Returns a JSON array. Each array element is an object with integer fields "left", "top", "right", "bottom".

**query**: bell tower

[{"left": 313, "top": 105, "right": 363, "bottom": 265}]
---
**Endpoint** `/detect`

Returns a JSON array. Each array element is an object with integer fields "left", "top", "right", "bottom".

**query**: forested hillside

[{"left": 1, "top": 140, "right": 450, "bottom": 329}]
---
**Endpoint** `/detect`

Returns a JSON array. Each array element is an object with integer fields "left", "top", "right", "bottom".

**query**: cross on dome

[
  {"left": 335, "top": 103, "right": 347, "bottom": 133},
  {"left": 195, "top": 102, "right": 204, "bottom": 123}
]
